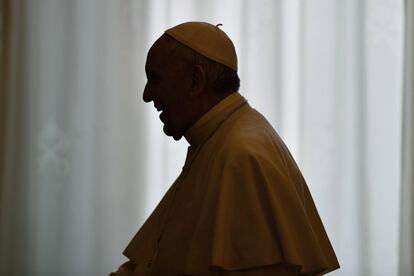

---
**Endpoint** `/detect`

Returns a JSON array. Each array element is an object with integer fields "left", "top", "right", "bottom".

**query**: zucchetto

[{"left": 165, "top": 22, "right": 238, "bottom": 71}]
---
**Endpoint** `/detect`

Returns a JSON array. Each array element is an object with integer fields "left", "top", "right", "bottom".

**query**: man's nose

[{"left": 142, "top": 85, "right": 152, "bottom": 103}]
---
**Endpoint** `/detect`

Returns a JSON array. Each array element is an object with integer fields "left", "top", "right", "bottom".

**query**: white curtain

[
  {"left": 400, "top": 0, "right": 414, "bottom": 275},
  {"left": 0, "top": 0, "right": 406, "bottom": 275}
]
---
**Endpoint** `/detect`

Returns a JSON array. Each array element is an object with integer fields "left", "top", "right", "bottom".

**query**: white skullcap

[{"left": 165, "top": 22, "right": 238, "bottom": 71}]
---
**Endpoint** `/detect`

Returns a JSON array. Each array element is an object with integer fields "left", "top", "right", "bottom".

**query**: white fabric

[{"left": 0, "top": 0, "right": 405, "bottom": 275}]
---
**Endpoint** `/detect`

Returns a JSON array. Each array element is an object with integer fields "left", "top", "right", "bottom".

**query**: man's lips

[
  {"left": 154, "top": 102, "right": 163, "bottom": 112},
  {"left": 154, "top": 103, "right": 165, "bottom": 121}
]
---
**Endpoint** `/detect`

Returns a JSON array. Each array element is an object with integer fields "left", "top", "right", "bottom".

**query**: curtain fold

[
  {"left": 0, "top": 0, "right": 25, "bottom": 274},
  {"left": 400, "top": 0, "right": 414, "bottom": 275}
]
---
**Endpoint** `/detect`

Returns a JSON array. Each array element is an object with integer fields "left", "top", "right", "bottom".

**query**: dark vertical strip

[
  {"left": 0, "top": 0, "right": 19, "bottom": 273},
  {"left": 0, "top": 0, "right": 8, "bottom": 149},
  {"left": 15, "top": 0, "right": 29, "bottom": 274},
  {"left": 399, "top": 0, "right": 414, "bottom": 274}
]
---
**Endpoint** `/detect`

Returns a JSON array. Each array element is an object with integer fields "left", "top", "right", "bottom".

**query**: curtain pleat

[
  {"left": 399, "top": 0, "right": 414, "bottom": 275},
  {"left": 0, "top": 0, "right": 24, "bottom": 274}
]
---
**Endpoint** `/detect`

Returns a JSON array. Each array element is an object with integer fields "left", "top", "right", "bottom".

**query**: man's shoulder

[
  {"left": 208, "top": 107, "right": 296, "bottom": 172},
  {"left": 217, "top": 109, "right": 279, "bottom": 160}
]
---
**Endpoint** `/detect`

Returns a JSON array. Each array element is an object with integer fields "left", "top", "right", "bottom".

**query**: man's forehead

[
  {"left": 146, "top": 48, "right": 165, "bottom": 71},
  {"left": 146, "top": 36, "right": 173, "bottom": 65}
]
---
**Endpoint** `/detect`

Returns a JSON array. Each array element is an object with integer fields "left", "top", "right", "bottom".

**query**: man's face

[{"left": 143, "top": 37, "right": 194, "bottom": 140}]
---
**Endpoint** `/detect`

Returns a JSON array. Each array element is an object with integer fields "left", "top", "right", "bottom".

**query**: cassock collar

[{"left": 184, "top": 92, "right": 247, "bottom": 147}]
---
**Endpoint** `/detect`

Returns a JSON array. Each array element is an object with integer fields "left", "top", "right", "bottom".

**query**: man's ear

[{"left": 189, "top": 64, "right": 206, "bottom": 97}]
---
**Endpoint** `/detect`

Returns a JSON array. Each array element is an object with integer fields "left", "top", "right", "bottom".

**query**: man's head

[{"left": 142, "top": 22, "right": 240, "bottom": 140}]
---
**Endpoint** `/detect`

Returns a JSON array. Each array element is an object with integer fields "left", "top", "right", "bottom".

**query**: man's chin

[
  {"left": 163, "top": 125, "right": 183, "bottom": 141},
  {"left": 172, "top": 135, "right": 182, "bottom": 141}
]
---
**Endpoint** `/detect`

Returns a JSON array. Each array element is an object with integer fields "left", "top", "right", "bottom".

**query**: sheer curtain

[
  {"left": 400, "top": 0, "right": 414, "bottom": 274},
  {"left": 0, "top": 0, "right": 407, "bottom": 275}
]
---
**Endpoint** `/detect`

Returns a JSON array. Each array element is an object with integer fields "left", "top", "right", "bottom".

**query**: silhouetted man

[{"left": 110, "top": 22, "right": 339, "bottom": 276}]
